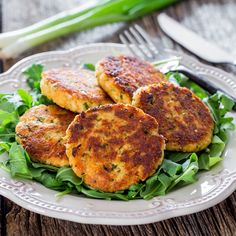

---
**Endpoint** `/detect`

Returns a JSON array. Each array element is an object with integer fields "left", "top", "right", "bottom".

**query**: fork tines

[{"left": 119, "top": 24, "right": 159, "bottom": 60}]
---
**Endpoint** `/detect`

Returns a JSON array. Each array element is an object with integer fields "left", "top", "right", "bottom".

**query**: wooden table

[{"left": 1, "top": 0, "right": 236, "bottom": 235}]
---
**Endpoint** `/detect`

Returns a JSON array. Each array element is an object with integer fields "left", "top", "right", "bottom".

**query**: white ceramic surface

[{"left": 0, "top": 43, "right": 235, "bottom": 225}]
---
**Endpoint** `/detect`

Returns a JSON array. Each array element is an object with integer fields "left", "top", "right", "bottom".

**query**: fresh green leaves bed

[{"left": 0, "top": 64, "right": 234, "bottom": 200}]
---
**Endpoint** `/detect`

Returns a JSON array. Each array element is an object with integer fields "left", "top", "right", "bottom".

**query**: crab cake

[
  {"left": 40, "top": 68, "right": 112, "bottom": 113},
  {"left": 96, "top": 55, "right": 166, "bottom": 104},
  {"left": 66, "top": 104, "right": 165, "bottom": 192},
  {"left": 16, "top": 105, "right": 75, "bottom": 167},
  {"left": 132, "top": 82, "right": 214, "bottom": 152}
]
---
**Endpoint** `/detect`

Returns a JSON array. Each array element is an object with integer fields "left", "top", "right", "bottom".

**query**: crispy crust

[
  {"left": 96, "top": 55, "right": 166, "bottom": 104},
  {"left": 16, "top": 105, "right": 75, "bottom": 167},
  {"left": 41, "top": 68, "right": 112, "bottom": 113},
  {"left": 132, "top": 82, "right": 214, "bottom": 152},
  {"left": 66, "top": 104, "right": 165, "bottom": 192}
]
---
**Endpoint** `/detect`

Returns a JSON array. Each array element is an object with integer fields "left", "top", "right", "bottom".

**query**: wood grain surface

[{"left": 1, "top": 0, "right": 236, "bottom": 235}]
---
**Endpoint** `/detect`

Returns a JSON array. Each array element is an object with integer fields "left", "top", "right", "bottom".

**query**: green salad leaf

[
  {"left": 31, "top": 162, "right": 59, "bottom": 172},
  {"left": 23, "top": 64, "right": 43, "bottom": 92},
  {"left": 23, "top": 63, "right": 53, "bottom": 105},
  {"left": 56, "top": 167, "right": 83, "bottom": 186},
  {"left": 80, "top": 188, "right": 129, "bottom": 201},
  {"left": 34, "top": 172, "right": 64, "bottom": 190},
  {"left": 9, "top": 143, "right": 32, "bottom": 179},
  {"left": 0, "top": 65, "right": 234, "bottom": 200},
  {"left": 0, "top": 90, "right": 34, "bottom": 143},
  {"left": 82, "top": 63, "right": 96, "bottom": 71}
]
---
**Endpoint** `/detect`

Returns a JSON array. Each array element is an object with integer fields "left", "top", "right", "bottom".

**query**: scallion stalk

[
  {"left": 0, "top": 0, "right": 180, "bottom": 58},
  {"left": 0, "top": 0, "right": 105, "bottom": 48}
]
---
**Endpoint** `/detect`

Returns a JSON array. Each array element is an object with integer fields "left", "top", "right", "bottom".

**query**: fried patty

[
  {"left": 66, "top": 104, "right": 165, "bottom": 192},
  {"left": 40, "top": 68, "right": 112, "bottom": 113},
  {"left": 16, "top": 105, "right": 75, "bottom": 167},
  {"left": 96, "top": 55, "right": 166, "bottom": 104},
  {"left": 132, "top": 82, "right": 214, "bottom": 152}
]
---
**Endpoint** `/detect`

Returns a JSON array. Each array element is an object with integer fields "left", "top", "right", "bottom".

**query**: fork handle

[{"left": 174, "top": 67, "right": 236, "bottom": 111}]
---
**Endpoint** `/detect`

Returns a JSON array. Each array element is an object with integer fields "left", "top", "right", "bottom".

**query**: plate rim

[{"left": 0, "top": 42, "right": 236, "bottom": 225}]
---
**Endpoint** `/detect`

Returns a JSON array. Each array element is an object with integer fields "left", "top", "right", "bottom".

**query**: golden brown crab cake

[
  {"left": 40, "top": 68, "right": 112, "bottom": 113},
  {"left": 16, "top": 105, "right": 75, "bottom": 167},
  {"left": 132, "top": 82, "right": 214, "bottom": 152},
  {"left": 96, "top": 55, "right": 166, "bottom": 104},
  {"left": 65, "top": 104, "right": 165, "bottom": 192}
]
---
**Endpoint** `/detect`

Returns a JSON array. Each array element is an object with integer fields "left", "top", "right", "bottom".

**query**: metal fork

[
  {"left": 119, "top": 25, "right": 161, "bottom": 61},
  {"left": 119, "top": 25, "right": 236, "bottom": 107}
]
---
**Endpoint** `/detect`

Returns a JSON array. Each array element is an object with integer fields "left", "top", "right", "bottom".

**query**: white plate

[{"left": 0, "top": 43, "right": 236, "bottom": 225}]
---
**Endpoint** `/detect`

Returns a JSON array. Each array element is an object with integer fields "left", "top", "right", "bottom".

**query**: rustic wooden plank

[
  {"left": 4, "top": 194, "right": 236, "bottom": 236},
  {"left": 5, "top": 201, "right": 41, "bottom": 236},
  {"left": 1, "top": 0, "right": 236, "bottom": 235},
  {"left": 0, "top": 0, "right": 5, "bottom": 235}
]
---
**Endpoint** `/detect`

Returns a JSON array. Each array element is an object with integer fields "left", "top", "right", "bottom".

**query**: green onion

[
  {"left": 0, "top": 1, "right": 104, "bottom": 48},
  {"left": 0, "top": 0, "right": 180, "bottom": 58}
]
